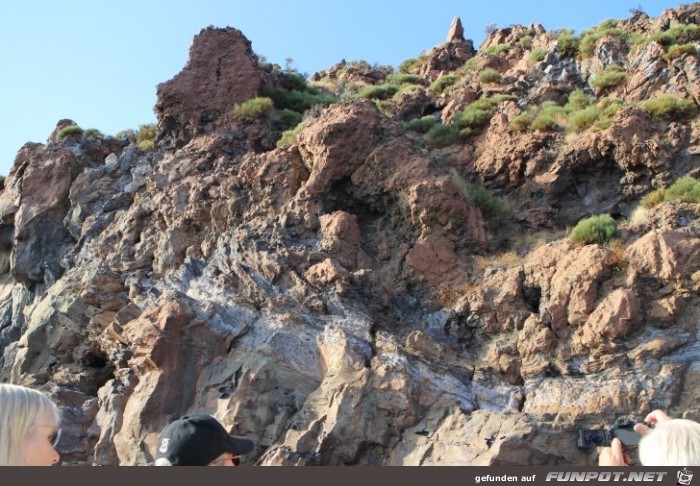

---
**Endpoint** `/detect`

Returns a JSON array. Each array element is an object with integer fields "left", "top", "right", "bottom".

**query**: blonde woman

[{"left": 0, "top": 383, "right": 61, "bottom": 466}]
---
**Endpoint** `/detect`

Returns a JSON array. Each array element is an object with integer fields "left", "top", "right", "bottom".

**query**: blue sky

[{"left": 0, "top": 0, "right": 687, "bottom": 176}]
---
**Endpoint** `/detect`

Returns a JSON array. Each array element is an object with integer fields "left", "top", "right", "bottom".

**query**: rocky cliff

[{"left": 1, "top": 4, "right": 699, "bottom": 465}]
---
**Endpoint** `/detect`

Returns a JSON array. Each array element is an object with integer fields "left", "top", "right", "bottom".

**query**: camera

[{"left": 577, "top": 418, "right": 645, "bottom": 449}]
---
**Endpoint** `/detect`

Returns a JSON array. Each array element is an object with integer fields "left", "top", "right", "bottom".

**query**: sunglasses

[
  {"left": 36, "top": 424, "right": 62, "bottom": 448},
  {"left": 49, "top": 428, "right": 62, "bottom": 448}
]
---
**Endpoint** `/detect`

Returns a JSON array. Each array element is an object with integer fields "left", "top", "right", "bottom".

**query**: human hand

[
  {"left": 634, "top": 410, "right": 671, "bottom": 436},
  {"left": 598, "top": 438, "right": 632, "bottom": 466}
]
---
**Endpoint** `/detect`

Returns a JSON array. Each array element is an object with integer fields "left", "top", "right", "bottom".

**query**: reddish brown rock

[
  {"left": 626, "top": 230, "right": 700, "bottom": 281},
  {"left": 319, "top": 211, "right": 370, "bottom": 271},
  {"left": 297, "top": 100, "right": 384, "bottom": 196},
  {"left": 577, "top": 288, "right": 641, "bottom": 352},
  {"left": 405, "top": 234, "right": 466, "bottom": 285},
  {"left": 155, "top": 27, "right": 265, "bottom": 146}
]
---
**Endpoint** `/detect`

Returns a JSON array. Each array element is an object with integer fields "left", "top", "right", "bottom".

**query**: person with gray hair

[
  {"left": 0, "top": 383, "right": 62, "bottom": 466},
  {"left": 599, "top": 410, "right": 700, "bottom": 466}
]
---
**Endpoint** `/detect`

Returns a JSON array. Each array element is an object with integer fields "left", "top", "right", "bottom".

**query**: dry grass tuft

[{"left": 607, "top": 238, "right": 627, "bottom": 271}]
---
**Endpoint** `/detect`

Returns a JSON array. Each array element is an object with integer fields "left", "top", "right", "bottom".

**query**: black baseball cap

[{"left": 155, "top": 414, "right": 254, "bottom": 466}]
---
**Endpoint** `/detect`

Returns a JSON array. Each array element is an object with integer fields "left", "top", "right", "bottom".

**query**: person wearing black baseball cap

[{"left": 154, "top": 414, "right": 254, "bottom": 466}]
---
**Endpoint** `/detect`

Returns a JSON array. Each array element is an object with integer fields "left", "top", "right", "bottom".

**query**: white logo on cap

[{"left": 159, "top": 438, "right": 170, "bottom": 453}]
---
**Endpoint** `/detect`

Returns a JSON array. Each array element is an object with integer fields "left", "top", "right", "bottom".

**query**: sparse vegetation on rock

[
  {"left": 642, "top": 94, "right": 698, "bottom": 120},
  {"left": 56, "top": 124, "right": 83, "bottom": 141},
  {"left": 429, "top": 74, "right": 458, "bottom": 93},
  {"left": 589, "top": 66, "right": 627, "bottom": 90},
  {"left": 478, "top": 68, "right": 502, "bottom": 84},
  {"left": 642, "top": 176, "right": 700, "bottom": 208},
  {"left": 569, "top": 214, "right": 619, "bottom": 245},
  {"left": 136, "top": 124, "right": 157, "bottom": 150},
  {"left": 232, "top": 96, "right": 276, "bottom": 121},
  {"left": 527, "top": 47, "right": 547, "bottom": 66}
]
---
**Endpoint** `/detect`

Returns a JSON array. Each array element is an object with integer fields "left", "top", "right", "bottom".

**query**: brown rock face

[
  {"left": 446, "top": 17, "right": 465, "bottom": 42},
  {"left": 155, "top": 27, "right": 265, "bottom": 147},
  {"left": 297, "top": 100, "right": 384, "bottom": 196}
]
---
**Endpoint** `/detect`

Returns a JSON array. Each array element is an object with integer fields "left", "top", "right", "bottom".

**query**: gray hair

[
  {"left": 0, "top": 384, "right": 61, "bottom": 466},
  {"left": 639, "top": 419, "right": 700, "bottom": 466}
]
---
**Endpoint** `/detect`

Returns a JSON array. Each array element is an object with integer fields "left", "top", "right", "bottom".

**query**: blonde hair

[
  {"left": 639, "top": 419, "right": 700, "bottom": 466},
  {"left": 0, "top": 383, "right": 61, "bottom": 466}
]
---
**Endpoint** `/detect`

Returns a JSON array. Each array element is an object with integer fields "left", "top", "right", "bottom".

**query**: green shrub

[
  {"left": 387, "top": 73, "right": 422, "bottom": 86},
  {"left": 640, "top": 177, "right": 700, "bottom": 209},
  {"left": 84, "top": 128, "right": 104, "bottom": 138},
  {"left": 485, "top": 44, "right": 510, "bottom": 56},
  {"left": 664, "top": 43, "right": 698, "bottom": 61},
  {"left": 509, "top": 111, "right": 535, "bottom": 133},
  {"left": 280, "top": 72, "right": 308, "bottom": 92},
  {"left": 455, "top": 57, "right": 481, "bottom": 77},
  {"left": 663, "top": 176, "right": 700, "bottom": 204},
  {"left": 599, "top": 19, "right": 619, "bottom": 30},
  {"left": 407, "top": 115, "right": 438, "bottom": 134},
  {"left": 137, "top": 140, "right": 154, "bottom": 151},
  {"left": 569, "top": 106, "right": 603, "bottom": 132},
  {"left": 642, "top": 95, "right": 698, "bottom": 120},
  {"left": 597, "top": 97, "right": 625, "bottom": 115},
  {"left": 137, "top": 123, "right": 156, "bottom": 141},
  {"left": 652, "top": 24, "right": 700, "bottom": 45},
  {"left": 650, "top": 31, "right": 675, "bottom": 46},
  {"left": 668, "top": 24, "right": 700, "bottom": 43},
  {"left": 425, "top": 124, "right": 460, "bottom": 148},
  {"left": 569, "top": 214, "right": 618, "bottom": 245},
  {"left": 56, "top": 125, "right": 83, "bottom": 141},
  {"left": 626, "top": 32, "right": 648, "bottom": 49},
  {"left": 278, "top": 109, "right": 303, "bottom": 130},
  {"left": 276, "top": 120, "right": 310, "bottom": 148},
  {"left": 466, "top": 184, "right": 510, "bottom": 223},
  {"left": 641, "top": 189, "right": 666, "bottom": 209},
  {"left": 478, "top": 68, "right": 502, "bottom": 84},
  {"left": 456, "top": 104, "right": 494, "bottom": 132},
  {"left": 556, "top": 30, "right": 580, "bottom": 57},
  {"left": 233, "top": 97, "right": 275, "bottom": 121},
  {"left": 566, "top": 89, "right": 592, "bottom": 110},
  {"left": 527, "top": 48, "right": 548, "bottom": 66},
  {"left": 591, "top": 98, "right": 625, "bottom": 129},
  {"left": 561, "top": 95, "right": 624, "bottom": 133},
  {"left": 398, "top": 58, "right": 421, "bottom": 73},
  {"left": 261, "top": 86, "right": 336, "bottom": 113},
  {"left": 590, "top": 66, "right": 627, "bottom": 90},
  {"left": 134, "top": 124, "right": 157, "bottom": 150},
  {"left": 355, "top": 83, "right": 398, "bottom": 100},
  {"left": 454, "top": 95, "right": 516, "bottom": 134},
  {"left": 531, "top": 102, "right": 567, "bottom": 131},
  {"left": 429, "top": 75, "right": 458, "bottom": 94},
  {"left": 518, "top": 36, "right": 532, "bottom": 48},
  {"left": 115, "top": 129, "right": 137, "bottom": 141},
  {"left": 580, "top": 25, "right": 624, "bottom": 57}
]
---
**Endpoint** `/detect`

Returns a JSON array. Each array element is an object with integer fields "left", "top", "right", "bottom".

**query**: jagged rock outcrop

[
  {"left": 446, "top": 17, "right": 465, "bottom": 43},
  {"left": 155, "top": 27, "right": 266, "bottom": 148},
  {"left": 1, "top": 5, "right": 699, "bottom": 466}
]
